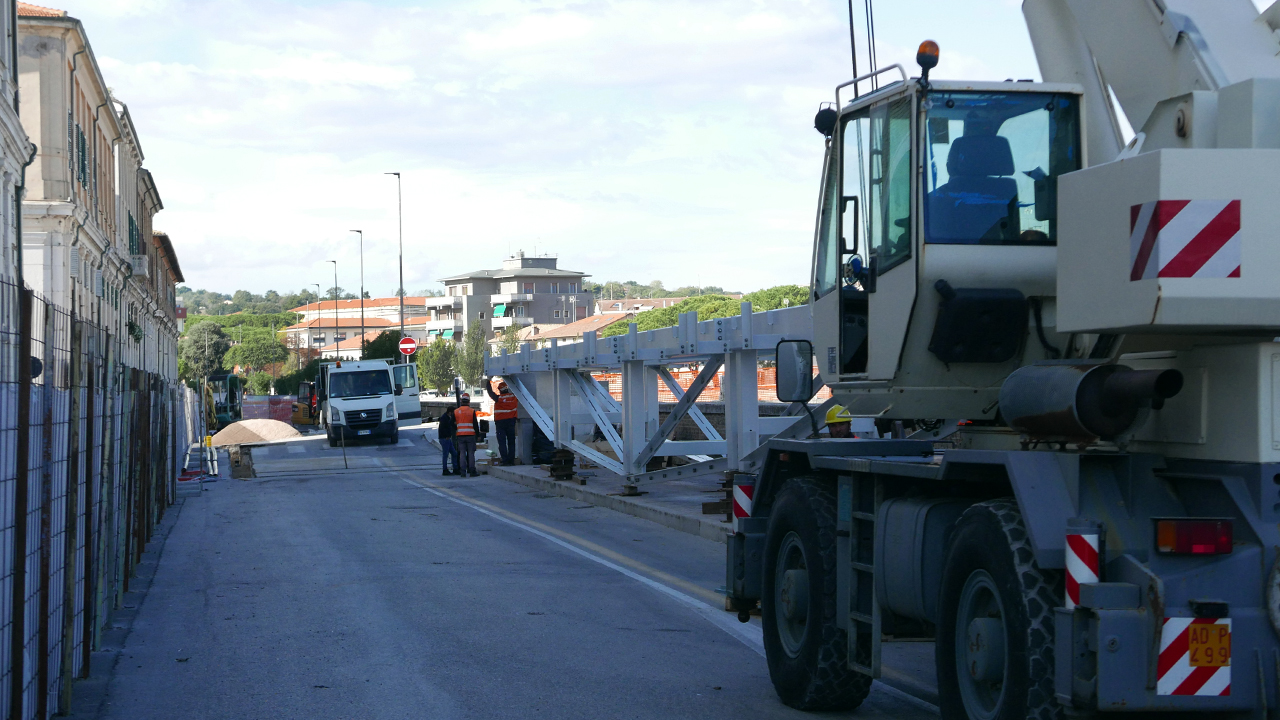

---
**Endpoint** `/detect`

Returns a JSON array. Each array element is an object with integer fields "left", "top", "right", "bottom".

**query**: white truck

[
  {"left": 316, "top": 360, "right": 417, "bottom": 446},
  {"left": 483, "top": 2, "right": 1280, "bottom": 716},
  {"left": 723, "top": 2, "right": 1280, "bottom": 718}
]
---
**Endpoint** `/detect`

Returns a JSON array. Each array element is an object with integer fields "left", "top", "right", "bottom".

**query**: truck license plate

[
  {"left": 1188, "top": 621, "right": 1230, "bottom": 667},
  {"left": 358, "top": 430, "right": 371, "bottom": 436}
]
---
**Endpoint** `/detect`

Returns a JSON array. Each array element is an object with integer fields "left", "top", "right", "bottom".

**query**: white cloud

[{"left": 67, "top": 0, "right": 1042, "bottom": 295}]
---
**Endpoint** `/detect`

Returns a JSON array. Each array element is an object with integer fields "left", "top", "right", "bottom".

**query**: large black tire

[
  {"left": 937, "top": 499, "right": 1062, "bottom": 720},
  {"left": 761, "top": 476, "right": 872, "bottom": 711}
]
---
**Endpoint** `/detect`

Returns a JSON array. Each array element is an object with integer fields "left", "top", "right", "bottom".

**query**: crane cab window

[
  {"left": 844, "top": 97, "right": 913, "bottom": 274},
  {"left": 924, "top": 91, "right": 1080, "bottom": 245}
]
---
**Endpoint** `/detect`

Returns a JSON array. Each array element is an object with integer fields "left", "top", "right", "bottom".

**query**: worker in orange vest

[
  {"left": 453, "top": 393, "right": 479, "bottom": 477},
  {"left": 486, "top": 376, "right": 519, "bottom": 466}
]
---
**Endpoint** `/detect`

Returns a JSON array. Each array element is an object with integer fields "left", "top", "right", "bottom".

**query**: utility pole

[
  {"left": 328, "top": 260, "right": 338, "bottom": 360},
  {"left": 351, "top": 230, "right": 365, "bottom": 360},
  {"left": 386, "top": 172, "right": 405, "bottom": 363}
]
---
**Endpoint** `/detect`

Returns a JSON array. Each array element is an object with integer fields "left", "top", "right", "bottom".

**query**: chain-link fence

[{"left": 0, "top": 279, "right": 195, "bottom": 719}]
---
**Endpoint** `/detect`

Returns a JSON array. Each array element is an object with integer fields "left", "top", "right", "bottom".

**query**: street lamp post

[
  {"left": 351, "top": 230, "right": 365, "bottom": 360},
  {"left": 327, "top": 260, "right": 338, "bottom": 360},
  {"left": 309, "top": 282, "right": 321, "bottom": 369},
  {"left": 385, "top": 172, "right": 405, "bottom": 363}
]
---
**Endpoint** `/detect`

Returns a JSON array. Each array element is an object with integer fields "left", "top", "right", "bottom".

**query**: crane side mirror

[{"left": 775, "top": 340, "right": 814, "bottom": 403}]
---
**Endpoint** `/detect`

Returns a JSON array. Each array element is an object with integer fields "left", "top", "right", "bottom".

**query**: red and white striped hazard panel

[
  {"left": 732, "top": 484, "right": 753, "bottom": 532},
  {"left": 1158, "top": 617, "right": 1231, "bottom": 696},
  {"left": 1129, "top": 200, "right": 1241, "bottom": 280},
  {"left": 1064, "top": 533, "right": 1098, "bottom": 610}
]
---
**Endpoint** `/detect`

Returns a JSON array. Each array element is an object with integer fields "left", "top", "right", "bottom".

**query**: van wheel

[
  {"left": 937, "top": 499, "right": 1062, "bottom": 720},
  {"left": 761, "top": 476, "right": 871, "bottom": 711}
]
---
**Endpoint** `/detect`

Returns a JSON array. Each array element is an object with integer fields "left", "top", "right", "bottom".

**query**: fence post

[
  {"left": 9, "top": 288, "right": 32, "bottom": 720},
  {"left": 58, "top": 320, "right": 82, "bottom": 712}
]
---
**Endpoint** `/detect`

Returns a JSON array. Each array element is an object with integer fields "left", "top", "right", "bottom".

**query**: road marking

[
  {"left": 396, "top": 471, "right": 940, "bottom": 715},
  {"left": 287, "top": 445, "right": 305, "bottom": 454},
  {"left": 396, "top": 472, "right": 764, "bottom": 654}
]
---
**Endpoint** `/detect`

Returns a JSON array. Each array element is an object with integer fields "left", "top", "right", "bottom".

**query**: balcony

[
  {"left": 490, "top": 293, "right": 533, "bottom": 304},
  {"left": 492, "top": 316, "right": 533, "bottom": 329},
  {"left": 129, "top": 254, "right": 149, "bottom": 278},
  {"left": 421, "top": 319, "right": 462, "bottom": 332},
  {"left": 423, "top": 296, "right": 463, "bottom": 308}
]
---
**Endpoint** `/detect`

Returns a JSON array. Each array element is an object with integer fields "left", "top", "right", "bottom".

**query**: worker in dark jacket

[
  {"left": 486, "top": 376, "right": 519, "bottom": 466},
  {"left": 437, "top": 406, "right": 459, "bottom": 475}
]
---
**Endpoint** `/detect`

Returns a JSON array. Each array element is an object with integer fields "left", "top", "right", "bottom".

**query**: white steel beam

[{"left": 723, "top": 347, "right": 760, "bottom": 471}]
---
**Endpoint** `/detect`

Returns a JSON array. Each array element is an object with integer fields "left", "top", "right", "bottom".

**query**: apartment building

[{"left": 432, "top": 251, "right": 593, "bottom": 344}]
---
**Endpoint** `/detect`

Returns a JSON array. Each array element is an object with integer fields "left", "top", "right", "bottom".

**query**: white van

[{"left": 318, "top": 360, "right": 406, "bottom": 446}]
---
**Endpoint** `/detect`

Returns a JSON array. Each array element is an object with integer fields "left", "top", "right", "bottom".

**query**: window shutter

[
  {"left": 69, "top": 246, "right": 80, "bottom": 278},
  {"left": 67, "top": 112, "right": 73, "bottom": 170},
  {"left": 94, "top": 269, "right": 104, "bottom": 297}
]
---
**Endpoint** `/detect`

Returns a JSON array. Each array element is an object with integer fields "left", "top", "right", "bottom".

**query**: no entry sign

[{"left": 399, "top": 337, "right": 418, "bottom": 355}]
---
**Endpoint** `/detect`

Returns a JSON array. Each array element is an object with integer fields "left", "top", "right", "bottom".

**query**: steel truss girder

[{"left": 485, "top": 303, "right": 814, "bottom": 483}]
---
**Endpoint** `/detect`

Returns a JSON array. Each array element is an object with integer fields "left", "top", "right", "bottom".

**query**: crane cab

[{"left": 809, "top": 71, "right": 1085, "bottom": 420}]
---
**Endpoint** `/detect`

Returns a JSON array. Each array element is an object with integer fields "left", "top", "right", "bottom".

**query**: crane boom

[{"left": 1025, "top": 0, "right": 1280, "bottom": 154}]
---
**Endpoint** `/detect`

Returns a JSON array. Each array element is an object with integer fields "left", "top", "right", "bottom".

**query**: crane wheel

[
  {"left": 761, "top": 476, "right": 871, "bottom": 711},
  {"left": 937, "top": 499, "right": 1063, "bottom": 720}
]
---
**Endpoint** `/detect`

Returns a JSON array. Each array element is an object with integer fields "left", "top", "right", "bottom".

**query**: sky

[{"left": 67, "top": 0, "right": 1047, "bottom": 297}]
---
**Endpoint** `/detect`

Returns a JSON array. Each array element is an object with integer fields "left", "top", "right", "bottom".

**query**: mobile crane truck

[{"left": 726, "top": 1, "right": 1280, "bottom": 717}]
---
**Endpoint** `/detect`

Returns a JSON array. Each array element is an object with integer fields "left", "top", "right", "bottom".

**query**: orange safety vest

[
  {"left": 455, "top": 406, "right": 477, "bottom": 436},
  {"left": 493, "top": 393, "right": 518, "bottom": 421}
]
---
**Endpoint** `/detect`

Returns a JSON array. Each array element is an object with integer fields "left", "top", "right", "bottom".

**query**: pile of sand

[{"left": 211, "top": 419, "right": 302, "bottom": 447}]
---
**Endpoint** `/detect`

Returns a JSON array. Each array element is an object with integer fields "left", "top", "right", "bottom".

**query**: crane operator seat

[{"left": 928, "top": 134, "right": 1019, "bottom": 243}]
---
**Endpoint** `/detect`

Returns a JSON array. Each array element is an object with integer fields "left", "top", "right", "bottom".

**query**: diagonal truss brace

[
  {"left": 632, "top": 357, "right": 723, "bottom": 472},
  {"left": 565, "top": 370, "right": 625, "bottom": 454},
  {"left": 509, "top": 375, "right": 624, "bottom": 475},
  {"left": 656, "top": 367, "right": 722, "bottom": 442}
]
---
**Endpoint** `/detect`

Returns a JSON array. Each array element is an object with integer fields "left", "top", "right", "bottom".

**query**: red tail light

[{"left": 1155, "top": 519, "right": 1233, "bottom": 555}]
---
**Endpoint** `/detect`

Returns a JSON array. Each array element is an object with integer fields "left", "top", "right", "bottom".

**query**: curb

[{"left": 487, "top": 465, "right": 732, "bottom": 544}]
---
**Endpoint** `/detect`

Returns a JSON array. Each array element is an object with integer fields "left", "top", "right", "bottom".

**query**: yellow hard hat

[{"left": 825, "top": 405, "right": 853, "bottom": 424}]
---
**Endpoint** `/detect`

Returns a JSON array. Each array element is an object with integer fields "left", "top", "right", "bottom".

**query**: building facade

[
  {"left": 0, "top": 1, "right": 29, "bottom": 284},
  {"left": 17, "top": 2, "right": 181, "bottom": 379}
]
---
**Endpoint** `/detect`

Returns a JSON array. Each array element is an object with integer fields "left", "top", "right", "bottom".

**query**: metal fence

[{"left": 0, "top": 279, "right": 194, "bottom": 719}]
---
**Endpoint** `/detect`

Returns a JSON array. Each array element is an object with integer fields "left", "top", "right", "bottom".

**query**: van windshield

[{"left": 329, "top": 370, "right": 393, "bottom": 398}]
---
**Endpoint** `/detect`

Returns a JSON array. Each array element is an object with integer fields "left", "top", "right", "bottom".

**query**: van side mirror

[
  {"left": 395, "top": 384, "right": 404, "bottom": 396},
  {"left": 775, "top": 340, "right": 814, "bottom": 403}
]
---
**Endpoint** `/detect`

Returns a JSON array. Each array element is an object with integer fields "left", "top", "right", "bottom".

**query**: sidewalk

[{"left": 487, "top": 463, "right": 734, "bottom": 543}]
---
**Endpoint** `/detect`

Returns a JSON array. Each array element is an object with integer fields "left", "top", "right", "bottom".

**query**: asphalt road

[{"left": 88, "top": 431, "right": 939, "bottom": 719}]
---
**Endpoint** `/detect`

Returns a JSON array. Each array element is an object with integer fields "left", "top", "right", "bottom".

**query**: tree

[
  {"left": 362, "top": 330, "right": 403, "bottom": 360},
  {"left": 223, "top": 334, "right": 288, "bottom": 372},
  {"left": 246, "top": 371, "right": 273, "bottom": 395},
  {"left": 497, "top": 328, "right": 522, "bottom": 355},
  {"left": 598, "top": 286, "right": 809, "bottom": 338},
  {"left": 418, "top": 339, "right": 456, "bottom": 394},
  {"left": 179, "top": 321, "right": 231, "bottom": 378},
  {"left": 742, "top": 284, "right": 809, "bottom": 311},
  {"left": 454, "top": 323, "right": 487, "bottom": 387}
]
